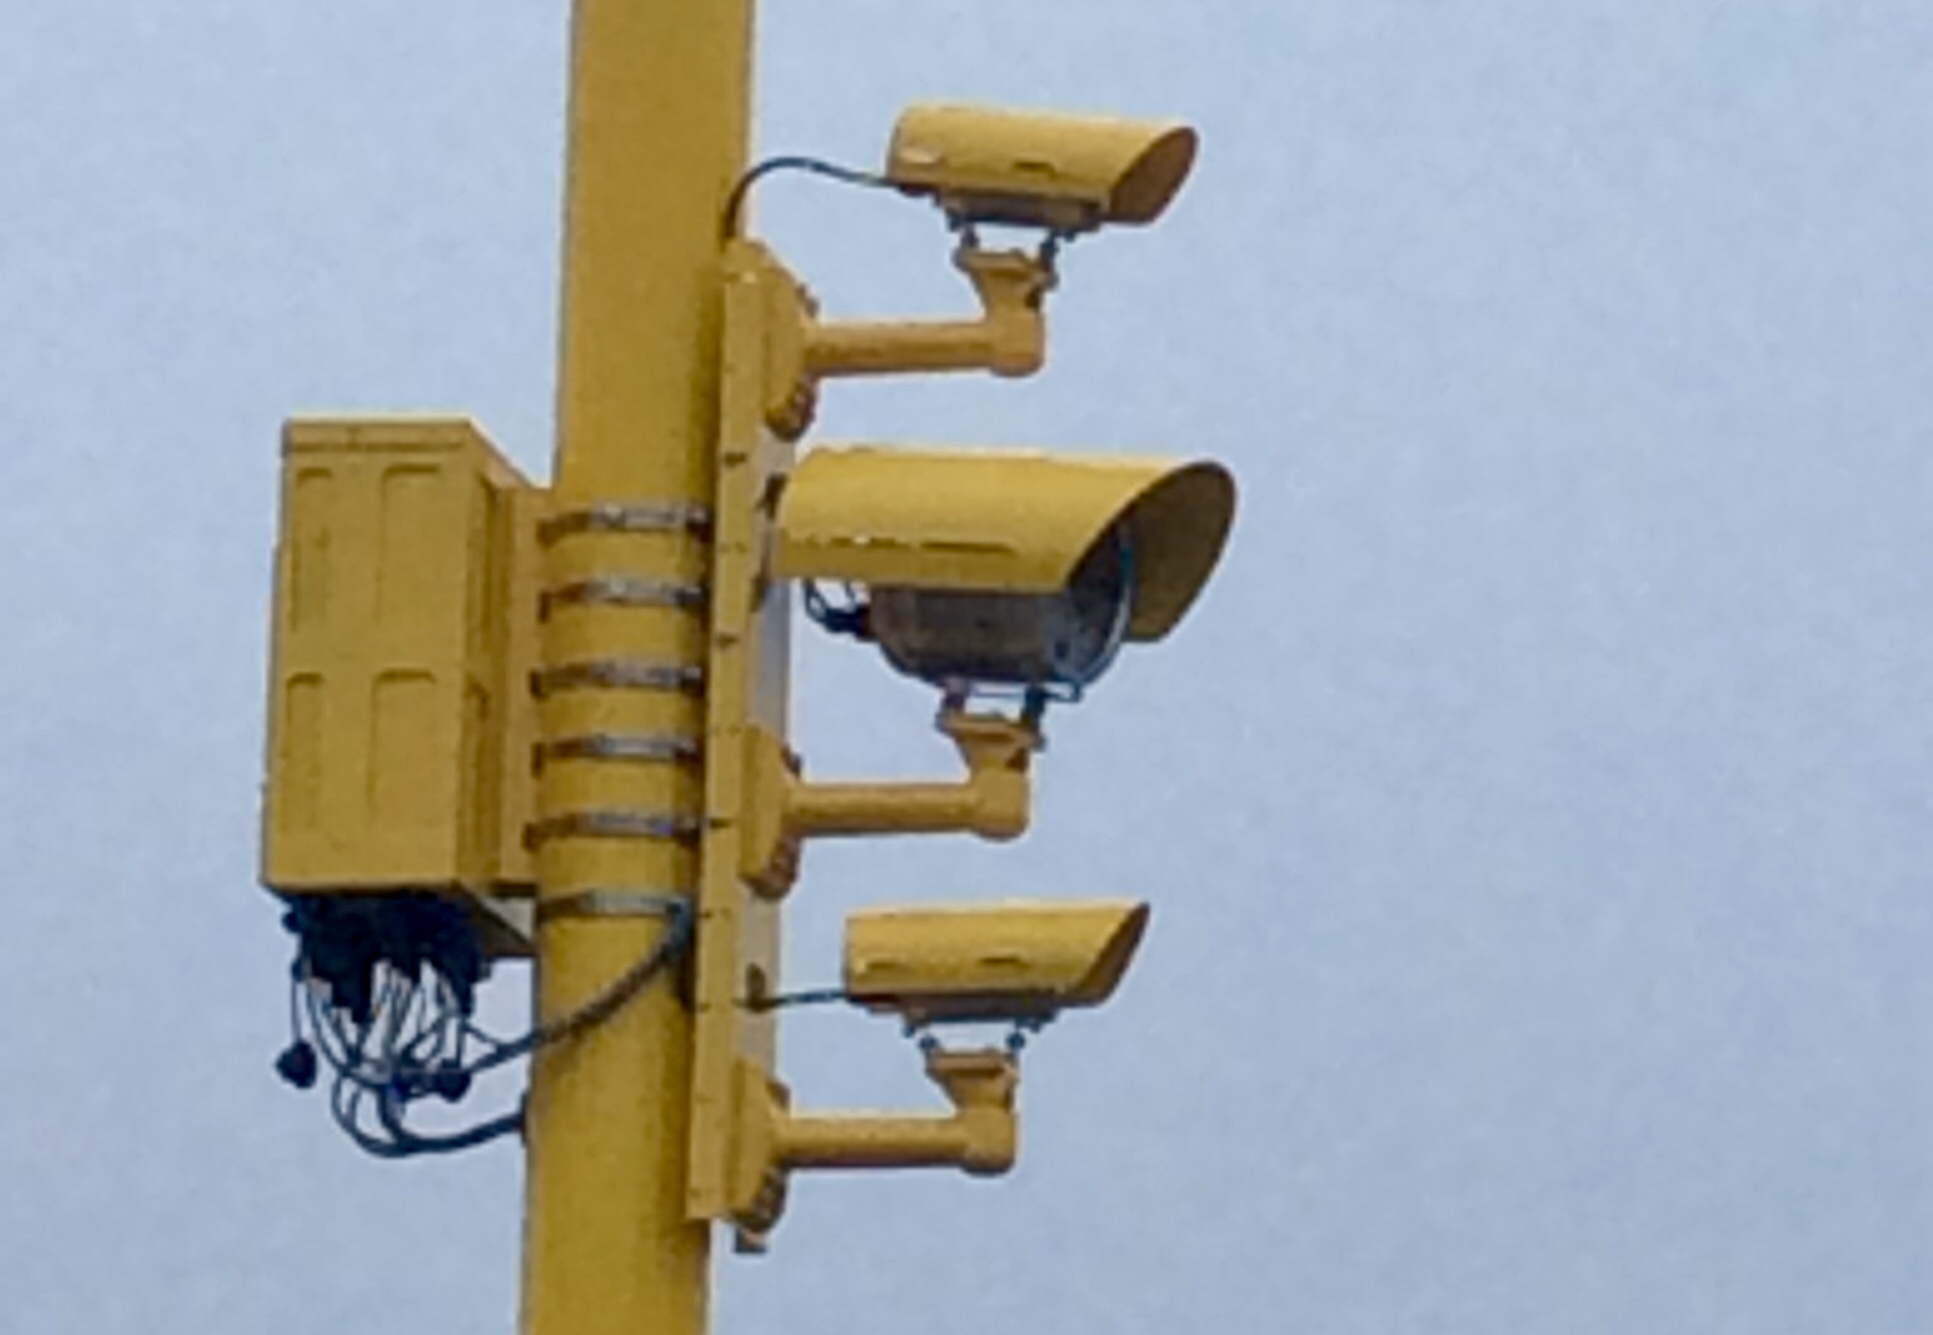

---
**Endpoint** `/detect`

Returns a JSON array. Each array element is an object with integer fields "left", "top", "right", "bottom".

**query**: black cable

[
  {"left": 462, "top": 1020, "right": 515, "bottom": 1054},
  {"left": 749, "top": 986, "right": 848, "bottom": 1011},
  {"left": 387, "top": 973, "right": 421, "bottom": 1059},
  {"left": 330, "top": 1074, "right": 400, "bottom": 1158},
  {"left": 465, "top": 901, "right": 694, "bottom": 1077},
  {"left": 328, "top": 1075, "right": 495, "bottom": 1161},
  {"left": 802, "top": 580, "right": 833, "bottom": 628},
  {"left": 286, "top": 971, "right": 303, "bottom": 1045},
  {"left": 303, "top": 902, "right": 694, "bottom": 1159},
  {"left": 326, "top": 1043, "right": 511, "bottom": 1161},
  {"left": 305, "top": 985, "right": 368, "bottom": 1084},
  {"left": 802, "top": 580, "right": 870, "bottom": 639},
  {"left": 722, "top": 154, "right": 895, "bottom": 238},
  {"left": 375, "top": 1083, "right": 523, "bottom": 1158}
]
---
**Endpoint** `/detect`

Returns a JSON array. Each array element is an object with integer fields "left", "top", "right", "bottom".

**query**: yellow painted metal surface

[
  {"left": 774, "top": 1049, "right": 1017, "bottom": 1174},
  {"left": 887, "top": 103, "right": 1197, "bottom": 232},
  {"left": 520, "top": 1, "right": 752, "bottom": 1331},
  {"left": 686, "top": 239, "right": 796, "bottom": 1227},
  {"left": 774, "top": 447, "right": 1235, "bottom": 639},
  {"left": 737, "top": 710, "right": 1037, "bottom": 894},
  {"left": 843, "top": 900, "right": 1149, "bottom": 1024},
  {"left": 261, "top": 417, "right": 539, "bottom": 951},
  {"left": 497, "top": 484, "right": 548, "bottom": 892},
  {"left": 802, "top": 247, "right": 1052, "bottom": 381},
  {"left": 728, "top": 1048, "right": 1020, "bottom": 1236}
]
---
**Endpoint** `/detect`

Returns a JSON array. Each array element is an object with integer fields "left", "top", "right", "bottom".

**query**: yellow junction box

[{"left": 261, "top": 417, "right": 542, "bottom": 953}]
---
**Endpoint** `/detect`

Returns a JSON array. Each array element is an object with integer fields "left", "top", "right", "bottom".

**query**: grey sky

[{"left": 5, "top": 2, "right": 1932, "bottom": 1332}]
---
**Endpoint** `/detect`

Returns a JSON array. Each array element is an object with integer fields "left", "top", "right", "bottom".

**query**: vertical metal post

[{"left": 522, "top": 2, "right": 753, "bottom": 1332}]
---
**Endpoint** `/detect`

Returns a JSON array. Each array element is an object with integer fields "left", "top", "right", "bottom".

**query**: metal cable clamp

[
  {"left": 541, "top": 576, "right": 709, "bottom": 618},
  {"left": 539, "top": 502, "right": 714, "bottom": 545},
  {"left": 530, "top": 659, "right": 707, "bottom": 699},
  {"left": 535, "top": 734, "right": 705, "bottom": 769},
  {"left": 525, "top": 809, "right": 702, "bottom": 849},
  {"left": 536, "top": 888, "right": 693, "bottom": 925}
]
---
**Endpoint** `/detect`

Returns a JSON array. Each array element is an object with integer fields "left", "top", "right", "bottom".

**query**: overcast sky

[{"left": 5, "top": 3, "right": 1933, "bottom": 1332}]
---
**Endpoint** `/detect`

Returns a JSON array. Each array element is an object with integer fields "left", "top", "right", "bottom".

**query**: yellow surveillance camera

[
  {"left": 843, "top": 899, "right": 1150, "bottom": 1025},
  {"left": 775, "top": 446, "right": 1235, "bottom": 694},
  {"left": 886, "top": 103, "right": 1198, "bottom": 234}
]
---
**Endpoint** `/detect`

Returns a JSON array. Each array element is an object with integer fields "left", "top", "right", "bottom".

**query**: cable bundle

[{"left": 274, "top": 895, "right": 692, "bottom": 1159}]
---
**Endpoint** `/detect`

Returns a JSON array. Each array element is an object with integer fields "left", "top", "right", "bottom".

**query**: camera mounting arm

[
  {"left": 758, "top": 245, "right": 1055, "bottom": 437},
  {"left": 729, "top": 1048, "right": 1020, "bottom": 1242},
  {"left": 805, "top": 244, "right": 1054, "bottom": 380},
  {"left": 740, "top": 708, "right": 1040, "bottom": 897}
]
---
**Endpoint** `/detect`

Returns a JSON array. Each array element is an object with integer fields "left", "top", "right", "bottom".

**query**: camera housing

[
  {"left": 867, "top": 523, "right": 1133, "bottom": 691},
  {"left": 886, "top": 103, "right": 1198, "bottom": 234},
  {"left": 774, "top": 445, "right": 1235, "bottom": 695},
  {"left": 842, "top": 899, "right": 1150, "bottom": 1025}
]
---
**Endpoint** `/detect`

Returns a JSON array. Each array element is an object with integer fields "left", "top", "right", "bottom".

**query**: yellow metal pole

[{"left": 523, "top": 3, "right": 752, "bottom": 1333}]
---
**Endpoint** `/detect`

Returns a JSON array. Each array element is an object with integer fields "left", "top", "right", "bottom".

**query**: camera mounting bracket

[{"left": 738, "top": 707, "right": 1042, "bottom": 898}]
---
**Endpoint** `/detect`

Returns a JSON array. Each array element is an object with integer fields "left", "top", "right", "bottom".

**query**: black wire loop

[
  {"left": 722, "top": 154, "right": 897, "bottom": 238},
  {"left": 286, "top": 899, "right": 694, "bottom": 1159}
]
